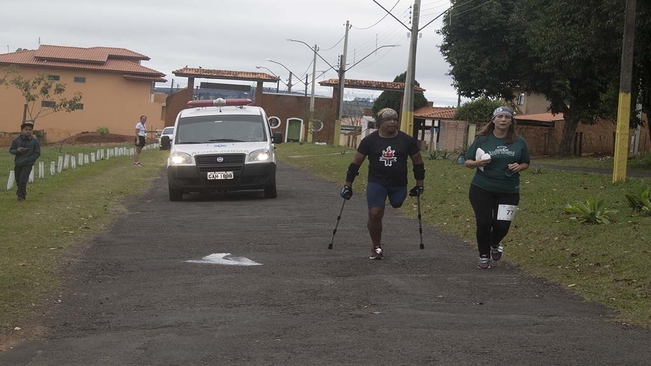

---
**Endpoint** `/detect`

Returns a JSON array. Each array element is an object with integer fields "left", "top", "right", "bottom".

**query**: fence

[{"left": 5, "top": 143, "right": 159, "bottom": 191}]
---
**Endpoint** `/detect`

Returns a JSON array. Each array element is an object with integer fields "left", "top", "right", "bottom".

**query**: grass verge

[
  {"left": 0, "top": 144, "right": 166, "bottom": 339},
  {"left": 275, "top": 142, "right": 651, "bottom": 327}
]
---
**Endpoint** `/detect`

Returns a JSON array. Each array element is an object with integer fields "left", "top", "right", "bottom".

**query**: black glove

[
  {"left": 340, "top": 185, "right": 353, "bottom": 200},
  {"left": 409, "top": 185, "right": 424, "bottom": 197}
]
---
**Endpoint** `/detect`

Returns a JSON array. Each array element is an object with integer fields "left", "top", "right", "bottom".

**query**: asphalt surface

[{"left": 1, "top": 161, "right": 651, "bottom": 365}]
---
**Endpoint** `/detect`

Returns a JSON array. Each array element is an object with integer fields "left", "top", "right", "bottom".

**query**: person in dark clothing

[
  {"left": 9, "top": 121, "right": 41, "bottom": 201},
  {"left": 340, "top": 108, "right": 425, "bottom": 260},
  {"left": 464, "top": 106, "right": 530, "bottom": 269}
]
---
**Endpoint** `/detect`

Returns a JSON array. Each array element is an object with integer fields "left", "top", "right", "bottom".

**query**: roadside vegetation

[
  {"left": 0, "top": 145, "right": 166, "bottom": 336},
  {"left": 275, "top": 143, "right": 651, "bottom": 327}
]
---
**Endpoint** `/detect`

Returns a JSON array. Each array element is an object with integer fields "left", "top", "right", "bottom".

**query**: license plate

[{"left": 207, "top": 171, "right": 234, "bottom": 180}]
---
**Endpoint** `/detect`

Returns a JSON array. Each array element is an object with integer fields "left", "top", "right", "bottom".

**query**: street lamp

[
  {"left": 288, "top": 34, "right": 398, "bottom": 145},
  {"left": 256, "top": 66, "right": 283, "bottom": 93},
  {"left": 267, "top": 58, "right": 301, "bottom": 94}
]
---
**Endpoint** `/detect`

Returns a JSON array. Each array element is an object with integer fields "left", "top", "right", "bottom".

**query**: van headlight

[
  {"left": 170, "top": 152, "right": 193, "bottom": 165},
  {"left": 248, "top": 148, "right": 271, "bottom": 162}
]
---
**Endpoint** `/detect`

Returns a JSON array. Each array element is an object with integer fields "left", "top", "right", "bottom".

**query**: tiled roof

[
  {"left": 319, "top": 78, "right": 425, "bottom": 92},
  {"left": 123, "top": 74, "right": 167, "bottom": 83},
  {"left": 34, "top": 45, "right": 149, "bottom": 62},
  {"left": 0, "top": 45, "right": 164, "bottom": 78},
  {"left": 515, "top": 113, "right": 564, "bottom": 123},
  {"left": 172, "top": 68, "right": 279, "bottom": 82},
  {"left": 414, "top": 106, "right": 457, "bottom": 119}
]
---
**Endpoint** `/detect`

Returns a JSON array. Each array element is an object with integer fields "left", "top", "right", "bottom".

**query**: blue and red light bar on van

[{"left": 187, "top": 98, "right": 254, "bottom": 107}]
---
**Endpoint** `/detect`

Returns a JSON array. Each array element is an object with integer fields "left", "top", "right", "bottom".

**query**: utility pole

[
  {"left": 334, "top": 20, "right": 351, "bottom": 147},
  {"left": 288, "top": 36, "right": 395, "bottom": 146},
  {"left": 308, "top": 44, "right": 318, "bottom": 143},
  {"left": 613, "top": 0, "right": 637, "bottom": 183},
  {"left": 374, "top": 0, "right": 458, "bottom": 138},
  {"left": 400, "top": 0, "right": 421, "bottom": 135},
  {"left": 288, "top": 72, "right": 293, "bottom": 94}
]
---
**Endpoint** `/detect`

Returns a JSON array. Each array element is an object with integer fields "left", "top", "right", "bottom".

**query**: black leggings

[{"left": 468, "top": 184, "right": 520, "bottom": 256}]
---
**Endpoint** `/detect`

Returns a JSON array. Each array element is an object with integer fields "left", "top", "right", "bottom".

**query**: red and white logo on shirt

[{"left": 379, "top": 146, "right": 397, "bottom": 166}]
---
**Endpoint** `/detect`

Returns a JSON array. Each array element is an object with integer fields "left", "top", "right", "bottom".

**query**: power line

[
  {"left": 321, "top": 34, "right": 345, "bottom": 51},
  {"left": 349, "top": 7, "right": 410, "bottom": 59},
  {"left": 351, "top": 0, "right": 403, "bottom": 30}
]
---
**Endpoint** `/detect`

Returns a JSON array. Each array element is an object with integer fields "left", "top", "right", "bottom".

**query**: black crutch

[
  {"left": 417, "top": 194, "right": 424, "bottom": 249},
  {"left": 328, "top": 199, "right": 346, "bottom": 249}
]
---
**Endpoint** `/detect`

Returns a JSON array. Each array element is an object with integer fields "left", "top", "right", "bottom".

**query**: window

[
  {"left": 268, "top": 116, "right": 281, "bottom": 129},
  {"left": 74, "top": 76, "right": 86, "bottom": 83},
  {"left": 517, "top": 93, "right": 525, "bottom": 106},
  {"left": 48, "top": 75, "right": 60, "bottom": 81},
  {"left": 311, "top": 120, "right": 323, "bottom": 132},
  {"left": 41, "top": 101, "right": 56, "bottom": 108}
]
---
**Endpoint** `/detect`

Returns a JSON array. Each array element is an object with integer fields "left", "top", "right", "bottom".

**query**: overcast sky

[{"left": 2, "top": 0, "right": 462, "bottom": 106}]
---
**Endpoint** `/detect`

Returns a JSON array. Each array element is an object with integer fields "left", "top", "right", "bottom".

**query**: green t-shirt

[{"left": 464, "top": 133, "right": 530, "bottom": 193}]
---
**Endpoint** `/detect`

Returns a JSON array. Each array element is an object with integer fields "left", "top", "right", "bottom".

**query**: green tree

[
  {"left": 454, "top": 98, "right": 506, "bottom": 124},
  {"left": 0, "top": 66, "right": 83, "bottom": 126},
  {"left": 439, "top": 0, "right": 625, "bottom": 156},
  {"left": 371, "top": 72, "right": 428, "bottom": 116},
  {"left": 439, "top": 0, "right": 522, "bottom": 101}
]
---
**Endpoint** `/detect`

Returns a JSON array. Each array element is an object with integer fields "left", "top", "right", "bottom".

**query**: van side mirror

[
  {"left": 273, "top": 131, "right": 283, "bottom": 144},
  {"left": 161, "top": 135, "right": 171, "bottom": 150}
]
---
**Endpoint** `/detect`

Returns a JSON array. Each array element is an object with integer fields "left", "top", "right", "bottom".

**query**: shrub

[
  {"left": 530, "top": 165, "right": 543, "bottom": 174},
  {"left": 624, "top": 181, "right": 651, "bottom": 214},
  {"left": 96, "top": 126, "right": 110, "bottom": 136},
  {"left": 563, "top": 198, "right": 618, "bottom": 224}
]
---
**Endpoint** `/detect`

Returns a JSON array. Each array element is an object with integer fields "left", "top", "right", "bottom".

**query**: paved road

[{"left": 1, "top": 162, "right": 650, "bottom": 365}]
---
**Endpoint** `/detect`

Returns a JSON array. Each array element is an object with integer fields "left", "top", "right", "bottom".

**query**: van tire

[
  {"left": 169, "top": 188, "right": 183, "bottom": 201},
  {"left": 264, "top": 184, "right": 277, "bottom": 199}
]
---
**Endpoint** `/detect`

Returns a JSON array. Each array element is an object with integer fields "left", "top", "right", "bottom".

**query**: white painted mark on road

[{"left": 185, "top": 253, "right": 262, "bottom": 266}]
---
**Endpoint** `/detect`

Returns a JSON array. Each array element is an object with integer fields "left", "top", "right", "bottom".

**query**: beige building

[{"left": 0, "top": 45, "right": 167, "bottom": 143}]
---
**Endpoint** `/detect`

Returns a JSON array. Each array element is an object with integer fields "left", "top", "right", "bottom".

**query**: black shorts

[{"left": 135, "top": 136, "right": 146, "bottom": 147}]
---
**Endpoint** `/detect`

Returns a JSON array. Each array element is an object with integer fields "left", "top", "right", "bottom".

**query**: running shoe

[
  {"left": 370, "top": 246, "right": 384, "bottom": 260},
  {"left": 477, "top": 255, "right": 490, "bottom": 269},
  {"left": 491, "top": 245, "right": 503, "bottom": 261}
]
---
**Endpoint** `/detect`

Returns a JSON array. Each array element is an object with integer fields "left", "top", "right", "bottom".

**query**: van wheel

[
  {"left": 264, "top": 184, "right": 277, "bottom": 198},
  {"left": 169, "top": 188, "right": 183, "bottom": 201}
]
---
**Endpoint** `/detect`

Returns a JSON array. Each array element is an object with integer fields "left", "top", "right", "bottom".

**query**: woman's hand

[
  {"left": 507, "top": 163, "right": 521, "bottom": 172},
  {"left": 464, "top": 158, "right": 490, "bottom": 169}
]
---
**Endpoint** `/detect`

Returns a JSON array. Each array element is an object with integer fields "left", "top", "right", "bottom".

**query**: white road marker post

[{"left": 7, "top": 171, "right": 15, "bottom": 190}]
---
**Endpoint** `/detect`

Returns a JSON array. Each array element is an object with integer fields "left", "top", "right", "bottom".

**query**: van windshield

[{"left": 176, "top": 115, "right": 267, "bottom": 144}]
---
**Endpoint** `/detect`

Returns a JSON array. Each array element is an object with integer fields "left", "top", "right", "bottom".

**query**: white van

[{"left": 166, "top": 98, "right": 283, "bottom": 201}]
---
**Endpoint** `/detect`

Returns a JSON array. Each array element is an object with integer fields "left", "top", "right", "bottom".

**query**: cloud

[{"left": 2, "top": 0, "right": 457, "bottom": 106}]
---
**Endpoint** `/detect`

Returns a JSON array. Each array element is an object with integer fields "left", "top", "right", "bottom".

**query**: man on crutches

[{"left": 339, "top": 108, "right": 425, "bottom": 259}]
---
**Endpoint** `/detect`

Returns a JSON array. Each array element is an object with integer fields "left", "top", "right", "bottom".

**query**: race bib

[{"left": 497, "top": 204, "right": 517, "bottom": 221}]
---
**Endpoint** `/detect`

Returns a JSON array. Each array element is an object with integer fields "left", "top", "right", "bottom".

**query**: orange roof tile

[
  {"left": 172, "top": 68, "right": 279, "bottom": 82},
  {"left": 515, "top": 113, "right": 564, "bottom": 123},
  {"left": 34, "top": 45, "right": 149, "bottom": 63},
  {"left": 414, "top": 106, "right": 457, "bottom": 119},
  {"left": 123, "top": 74, "right": 167, "bottom": 83},
  {"left": 0, "top": 45, "right": 164, "bottom": 78},
  {"left": 319, "top": 78, "right": 425, "bottom": 92}
]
